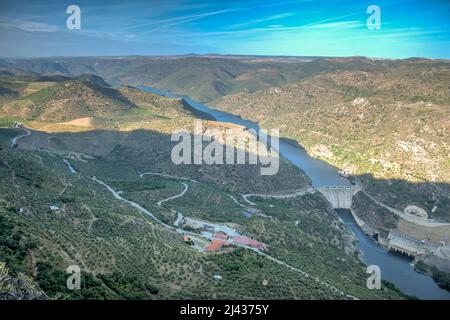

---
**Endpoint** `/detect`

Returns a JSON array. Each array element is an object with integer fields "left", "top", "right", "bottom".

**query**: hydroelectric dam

[{"left": 316, "top": 185, "right": 361, "bottom": 209}]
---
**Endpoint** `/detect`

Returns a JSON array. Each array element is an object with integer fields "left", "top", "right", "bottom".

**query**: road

[
  {"left": 63, "top": 159, "right": 77, "bottom": 174},
  {"left": 234, "top": 243, "right": 357, "bottom": 300},
  {"left": 91, "top": 176, "right": 170, "bottom": 228},
  {"left": 10, "top": 126, "right": 31, "bottom": 147},
  {"left": 157, "top": 182, "right": 189, "bottom": 206},
  {"left": 140, "top": 171, "right": 198, "bottom": 183},
  {"left": 226, "top": 193, "right": 245, "bottom": 207},
  {"left": 242, "top": 187, "right": 316, "bottom": 205}
]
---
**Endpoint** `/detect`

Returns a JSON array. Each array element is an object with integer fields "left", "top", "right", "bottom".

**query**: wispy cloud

[
  {"left": 229, "top": 12, "right": 296, "bottom": 29},
  {"left": 182, "top": 19, "right": 364, "bottom": 37},
  {"left": 143, "top": 8, "right": 240, "bottom": 33},
  {"left": 0, "top": 19, "right": 58, "bottom": 32}
]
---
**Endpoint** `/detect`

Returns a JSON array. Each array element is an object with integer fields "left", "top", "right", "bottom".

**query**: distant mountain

[
  {"left": 0, "top": 56, "right": 330, "bottom": 102},
  {"left": 3, "top": 55, "right": 448, "bottom": 104}
]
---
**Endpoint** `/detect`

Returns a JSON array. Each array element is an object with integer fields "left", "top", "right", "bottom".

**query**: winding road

[
  {"left": 242, "top": 187, "right": 316, "bottom": 205},
  {"left": 226, "top": 193, "right": 245, "bottom": 207},
  {"left": 140, "top": 171, "right": 198, "bottom": 183},
  {"left": 157, "top": 182, "right": 189, "bottom": 206},
  {"left": 10, "top": 126, "right": 31, "bottom": 147},
  {"left": 63, "top": 159, "right": 77, "bottom": 174},
  {"left": 91, "top": 176, "right": 175, "bottom": 230}
]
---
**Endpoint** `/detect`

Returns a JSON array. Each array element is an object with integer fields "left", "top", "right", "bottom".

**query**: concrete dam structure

[
  {"left": 387, "top": 232, "right": 427, "bottom": 258},
  {"left": 316, "top": 185, "right": 361, "bottom": 209}
]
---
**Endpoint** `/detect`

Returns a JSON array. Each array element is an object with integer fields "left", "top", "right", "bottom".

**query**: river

[{"left": 139, "top": 86, "right": 450, "bottom": 300}]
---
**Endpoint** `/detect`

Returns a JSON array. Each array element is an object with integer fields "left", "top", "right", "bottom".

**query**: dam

[{"left": 316, "top": 185, "right": 361, "bottom": 209}]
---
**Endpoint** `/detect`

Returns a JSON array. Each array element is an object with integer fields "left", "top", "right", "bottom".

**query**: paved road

[
  {"left": 140, "top": 171, "right": 198, "bottom": 183},
  {"left": 63, "top": 159, "right": 77, "bottom": 174},
  {"left": 91, "top": 176, "right": 176, "bottom": 229},
  {"left": 157, "top": 182, "right": 189, "bottom": 206},
  {"left": 10, "top": 127, "right": 31, "bottom": 147},
  {"left": 226, "top": 193, "right": 245, "bottom": 207},
  {"left": 242, "top": 187, "right": 316, "bottom": 205}
]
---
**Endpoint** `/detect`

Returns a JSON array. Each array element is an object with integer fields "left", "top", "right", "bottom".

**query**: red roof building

[
  {"left": 232, "top": 236, "right": 266, "bottom": 250},
  {"left": 205, "top": 240, "right": 229, "bottom": 252}
]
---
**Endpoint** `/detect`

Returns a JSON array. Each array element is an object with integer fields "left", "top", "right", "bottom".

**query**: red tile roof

[
  {"left": 232, "top": 236, "right": 265, "bottom": 249},
  {"left": 205, "top": 240, "right": 227, "bottom": 252}
]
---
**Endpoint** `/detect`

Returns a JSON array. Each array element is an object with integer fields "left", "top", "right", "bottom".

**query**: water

[
  {"left": 338, "top": 210, "right": 450, "bottom": 299},
  {"left": 139, "top": 86, "right": 450, "bottom": 299}
]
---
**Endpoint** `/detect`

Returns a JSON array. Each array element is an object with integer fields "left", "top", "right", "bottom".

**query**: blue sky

[{"left": 0, "top": 0, "right": 449, "bottom": 58}]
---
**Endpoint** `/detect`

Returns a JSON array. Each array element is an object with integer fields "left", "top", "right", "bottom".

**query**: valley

[{"left": 0, "top": 55, "right": 449, "bottom": 300}]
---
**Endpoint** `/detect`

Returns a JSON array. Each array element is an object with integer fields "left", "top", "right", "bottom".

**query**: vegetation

[
  {"left": 415, "top": 261, "right": 450, "bottom": 292},
  {"left": 36, "top": 261, "right": 158, "bottom": 299},
  {"left": 0, "top": 58, "right": 434, "bottom": 300}
]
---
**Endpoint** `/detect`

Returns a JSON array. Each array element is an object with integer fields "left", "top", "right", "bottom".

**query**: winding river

[{"left": 139, "top": 86, "right": 450, "bottom": 300}]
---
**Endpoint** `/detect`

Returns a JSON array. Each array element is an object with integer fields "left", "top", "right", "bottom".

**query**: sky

[{"left": 0, "top": 0, "right": 449, "bottom": 59}]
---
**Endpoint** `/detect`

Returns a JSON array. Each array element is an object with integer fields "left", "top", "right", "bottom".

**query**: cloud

[
  {"left": 229, "top": 12, "right": 296, "bottom": 29},
  {"left": 182, "top": 19, "right": 364, "bottom": 38},
  {"left": 120, "top": 7, "right": 242, "bottom": 34},
  {"left": 306, "top": 20, "right": 363, "bottom": 29},
  {"left": 0, "top": 19, "right": 58, "bottom": 32},
  {"left": 143, "top": 8, "right": 239, "bottom": 33}
]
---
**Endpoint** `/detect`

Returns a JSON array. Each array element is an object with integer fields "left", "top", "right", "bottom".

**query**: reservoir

[{"left": 140, "top": 86, "right": 450, "bottom": 300}]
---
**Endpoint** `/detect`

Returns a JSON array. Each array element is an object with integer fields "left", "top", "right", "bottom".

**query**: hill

[{"left": 213, "top": 58, "right": 450, "bottom": 226}]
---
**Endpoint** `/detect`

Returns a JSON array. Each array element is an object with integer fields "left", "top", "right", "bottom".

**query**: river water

[{"left": 139, "top": 86, "right": 450, "bottom": 299}]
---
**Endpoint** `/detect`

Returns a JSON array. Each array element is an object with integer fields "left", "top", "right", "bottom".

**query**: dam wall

[{"left": 316, "top": 185, "right": 361, "bottom": 209}]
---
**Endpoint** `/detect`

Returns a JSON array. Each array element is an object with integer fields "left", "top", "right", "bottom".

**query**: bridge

[{"left": 316, "top": 185, "right": 361, "bottom": 209}]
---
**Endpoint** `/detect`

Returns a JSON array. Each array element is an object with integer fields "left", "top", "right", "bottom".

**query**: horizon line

[{"left": 1, "top": 53, "right": 449, "bottom": 61}]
